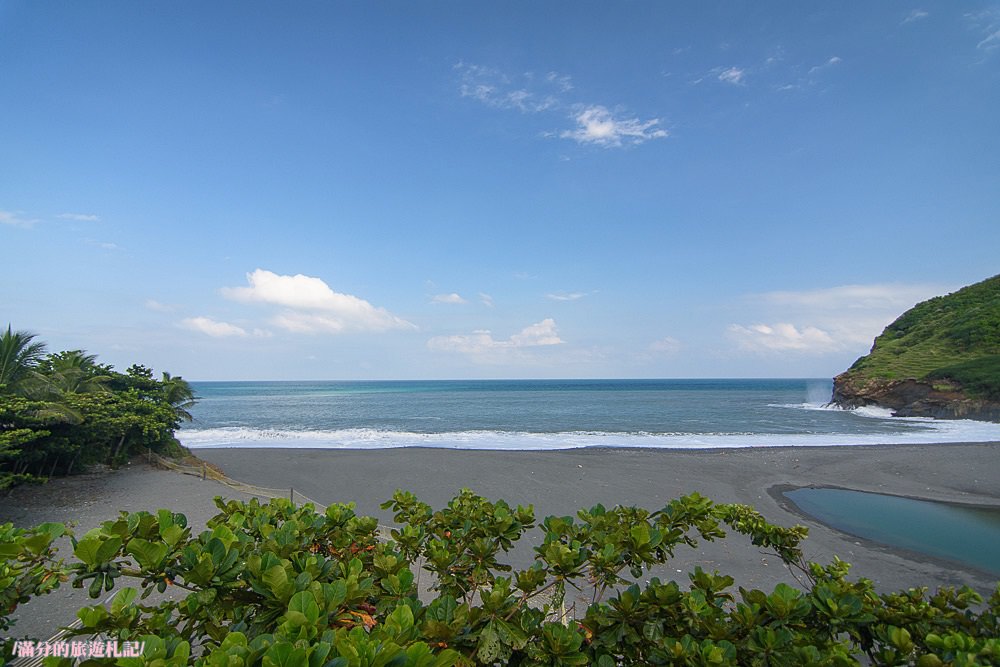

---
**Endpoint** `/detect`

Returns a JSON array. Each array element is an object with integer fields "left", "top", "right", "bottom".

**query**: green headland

[{"left": 833, "top": 273, "right": 1000, "bottom": 420}]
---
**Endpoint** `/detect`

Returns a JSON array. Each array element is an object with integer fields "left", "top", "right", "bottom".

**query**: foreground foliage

[
  {"left": 2, "top": 490, "right": 999, "bottom": 666},
  {"left": 0, "top": 325, "right": 195, "bottom": 489}
]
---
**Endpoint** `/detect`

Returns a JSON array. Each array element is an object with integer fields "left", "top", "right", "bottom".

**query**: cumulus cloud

[
  {"left": 0, "top": 211, "right": 39, "bottom": 228},
  {"left": 560, "top": 105, "right": 668, "bottom": 147},
  {"left": 432, "top": 293, "right": 467, "bottom": 304},
  {"left": 428, "top": 318, "right": 564, "bottom": 356},
  {"left": 479, "top": 293, "right": 495, "bottom": 308},
  {"left": 221, "top": 269, "right": 415, "bottom": 334},
  {"left": 728, "top": 323, "right": 838, "bottom": 353},
  {"left": 58, "top": 213, "right": 100, "bottom": 222},
  {"left": 181, "top": 317, "right": 249, "bottom": 338}
]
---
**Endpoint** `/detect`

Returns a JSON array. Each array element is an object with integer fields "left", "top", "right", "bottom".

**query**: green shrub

[
  {"left": 2, "top": 491, "right": 999, "bottom": 666},
  {"left": 927, "top": 356, "right": 1000, "bottom": 401}
]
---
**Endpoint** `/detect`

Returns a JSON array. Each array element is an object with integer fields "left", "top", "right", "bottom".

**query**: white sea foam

[
  {"left": 178, "top": 418, "right": 1000, "bottom": 451},
  {"left": 850, "top": 405, "right": 899, "bottom": 419},
  {"left": 771, "top": 401, "right": 933, "bottom": 420}
]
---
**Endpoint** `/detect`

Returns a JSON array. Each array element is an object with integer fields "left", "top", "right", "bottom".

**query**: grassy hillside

[{"left": 844, "top": 274, "right": 1000, "bottom": 396}]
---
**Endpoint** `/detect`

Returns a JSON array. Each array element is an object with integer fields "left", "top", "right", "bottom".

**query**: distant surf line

[{"left": 178, "top": 418, "right": 1000, "bottom": 451}]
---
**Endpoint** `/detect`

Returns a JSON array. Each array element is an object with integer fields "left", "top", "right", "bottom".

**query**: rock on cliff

[{"left": 832, "top": 374, "right": 1000, "bottom": 421}]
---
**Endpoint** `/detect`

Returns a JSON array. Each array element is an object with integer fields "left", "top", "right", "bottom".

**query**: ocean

[{"left": 178, "top": 379, "right": 1000, "bottom": 451}]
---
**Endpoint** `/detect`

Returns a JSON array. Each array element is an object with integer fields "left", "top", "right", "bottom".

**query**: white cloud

[
  {"left": 979, "top": 29, "right": 1000, "bottom": 51},
  {"left": 432, "top": 293, "right": 467, "bottom": 304},
  {"left": 728, "top": 323, "right": 838, "bottom": 352},
  {"left": 455, "top": 62, "right": 567, "bottom": 113},
  {"left": 809, "top": 56, "right": 842, "bottom": 74},
  {"left": 427, "top": 318, "right": 564, "bottom": 356},
  {"left": 903, "top": 9, "right": 929, "bottom": 24},
  {"left": 649, "top": 337, "right": 682, "bottom": 354},
  {"left": 269, "top": 312, "right": 351, "bottom": 334},
  {"left": 966, "top": 9, "right": 1000, "bottom": 53},
  {"left": 221, "top": 269, "right": 415, "bottom": 334},
  {"left": 756, "top": 283, "right": 946, "bottom": 312},
  {"left": 509, "top": 319, "right": 564, "bottom": 347},
  {"left": 479, "top": 293, "right": 495, "bottom": 308},
  {"left": 544, "top": 71, "right": 574, "bottom": 92},
  {"left": 546, "top": 291, "right": 586, "bottom": 301},
  {"left": 145, "top": 299, "right": 177, "bottom": 313},
  {"left": 730, "top": 282, "right": 954, "bottom": 355},
  {"left": 457, "top": 62, "right": 665, "bottom": 150},
  {"left": 85, "top": 239, "right": 121, "bottom": 250},
  {"left": 58, "top": 213, "right": 100, "bottom": 222},
  {"left": 0, "top": 211, "right": 39, "bottom": 228},
  {"left": 181, "top": 317, "right": 249, "bottom": 338},
  {"left": 560, "top": 105, "right": 668, "bottom": 147},
  {"left": 717, "top": 67, "right": 745, "bottom": 85}
]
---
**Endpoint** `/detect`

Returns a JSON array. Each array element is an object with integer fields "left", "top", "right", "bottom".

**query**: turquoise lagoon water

[
  {"left": 178, "top": 379, "right": 1000, "bottom": 451},
  {"left": 784, "top": 487, "right": 1000, "bottom": 575}
]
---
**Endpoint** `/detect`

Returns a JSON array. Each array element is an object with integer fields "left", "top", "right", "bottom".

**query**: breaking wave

[{"left": 178, "top": 418, "right": 1000, "bottom": 451}]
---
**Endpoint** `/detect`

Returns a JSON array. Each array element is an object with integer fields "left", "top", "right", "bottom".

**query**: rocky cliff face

[{"left": 832, "top": 373, "right": 1000, "bottom": 421}]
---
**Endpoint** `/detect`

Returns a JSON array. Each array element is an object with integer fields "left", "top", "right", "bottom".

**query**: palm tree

[
  {"left": 160, "top": 372, "right": 197, "bottom": 422},
  {"left": 43, "top": 350, "right": 111, "bottom": 394},
  {"left": 0, "top": 325, "right": 48, "bottom": 396}
]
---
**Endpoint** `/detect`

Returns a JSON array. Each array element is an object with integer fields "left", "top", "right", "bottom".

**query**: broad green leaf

[
  {"left": 263, "top": 641, "right": 308, "bottom": 667},
  {"left": 161, "top": 523, "right": 185, "bottom": 546},
  {"left": 263, "top": 564, "right": 293, "bottom": 601},
  {"left": 110, "top": 587, "right": 138, "bottom": 614},
  {"left": 288, "top": 590, "right": 320, "bottom": 625},
  {"left": 0, "top": 542, "right": 21, "bottom": 558},
  {"left": 127, "top": 538, "right": 169, "bottom": 570},
  {"left": 95, "top": 536, "right": 123, "bottom": 564},
  {"left": 73, "top": 537, "right": 103, "bottom": 567}
]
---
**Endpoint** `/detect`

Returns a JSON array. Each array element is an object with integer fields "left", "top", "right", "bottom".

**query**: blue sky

[{"left": 2, "top": 1, "right": 998, "bottom": 380}]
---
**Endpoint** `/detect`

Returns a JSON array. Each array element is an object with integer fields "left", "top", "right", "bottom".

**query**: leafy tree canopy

[{"left": 0, "top": 325, "right": 196, "bottom": 490}]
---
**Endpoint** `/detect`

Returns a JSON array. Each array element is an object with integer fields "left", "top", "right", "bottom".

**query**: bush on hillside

[{"left": 927, "top": 356, "right": 1000, "bottom": 402}]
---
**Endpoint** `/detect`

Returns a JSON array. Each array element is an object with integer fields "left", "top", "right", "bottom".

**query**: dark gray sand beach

[
  {"left": 194, "top": 444, "right": 1000, "bottom": 593},
  {"left": 3, "top": 443, "right": 998, "bottom": 643}
]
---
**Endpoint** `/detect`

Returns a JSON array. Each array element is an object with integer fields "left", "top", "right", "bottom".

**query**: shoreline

[{"left": 191, "top": 440, "right": 1000, "bottom": 503}]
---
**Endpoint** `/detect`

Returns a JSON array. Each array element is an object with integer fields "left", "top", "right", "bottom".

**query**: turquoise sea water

[
  {"left": 785, "top": 488, "right": 1000, "bottom": 575},
  {"left": 178, "top": 379, "right": 1000, "bottom": 450}
]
